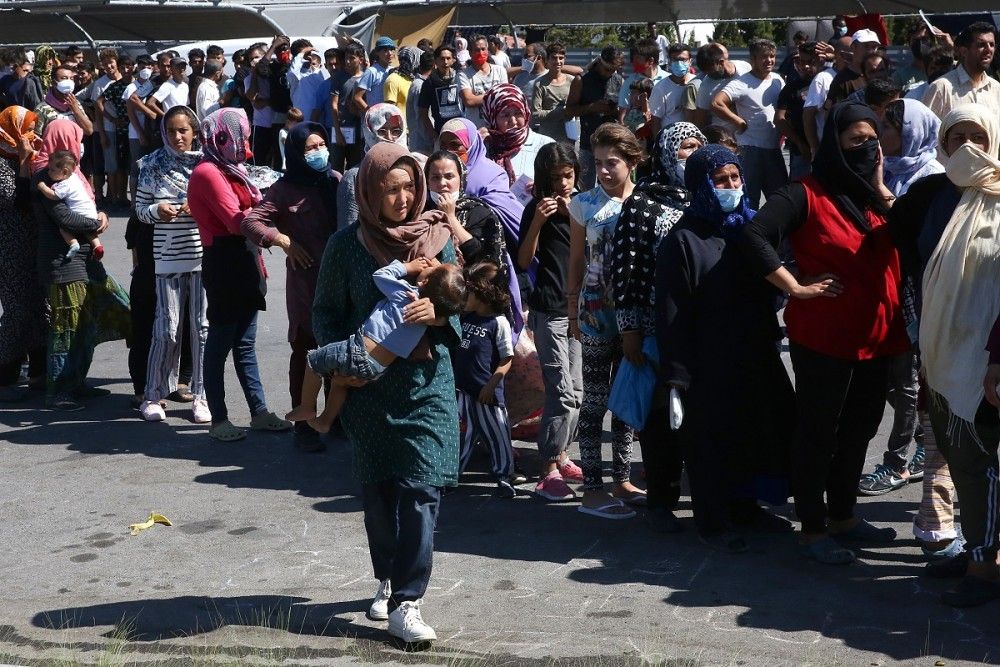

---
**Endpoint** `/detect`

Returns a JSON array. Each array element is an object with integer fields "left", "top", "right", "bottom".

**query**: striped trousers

[
  {"left": 457, "top": 390, "right": 514, "bottom": 480},
  {"left": 145, "top": 272, "right": 207, "bottom": 402}
]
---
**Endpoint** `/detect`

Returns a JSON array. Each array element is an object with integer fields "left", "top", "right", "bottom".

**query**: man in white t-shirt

[
  {"left": 649, "top": 42, "right": 698, "bottom": 138},
  {"left": 195, "top": 61, "right": 223, "bottom": 120},
  {"left": 692, "top": 42, "right": 752, "bottom": 131},
  {"left": 711, "top": 38, "right": 787, "bottom": 207},
  {"left": 648, "top": 22, "right": 671, "bottom": 66},
  {"left": 458, "top": 34, "right": 508, "bottom": 128},
  {"left": 149, "top": 57, "right": 189, "bottom": 115},
  {"left": 488, "top": 36, "right": 513, "bottom": 70}
]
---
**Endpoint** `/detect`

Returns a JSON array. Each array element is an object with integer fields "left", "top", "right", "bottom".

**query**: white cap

[{"left": 852, "top": 29, "right": 881, "bottom": 45}]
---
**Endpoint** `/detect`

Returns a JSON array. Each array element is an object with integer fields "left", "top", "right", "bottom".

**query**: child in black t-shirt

[{"left": 452, "top": 262, "right": 518, "bottom": 498}]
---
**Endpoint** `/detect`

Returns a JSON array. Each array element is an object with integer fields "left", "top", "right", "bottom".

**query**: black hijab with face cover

[{"left": 812, "top": 101, "right": 888, "bottom": 229}]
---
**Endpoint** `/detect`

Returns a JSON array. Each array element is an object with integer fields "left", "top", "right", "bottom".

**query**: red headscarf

[
  {"left": 482, "top": 83, "right": 531, "bottom": 185},
  {"left": 32, "top": 118, "right": 94, "bottom": 199}
]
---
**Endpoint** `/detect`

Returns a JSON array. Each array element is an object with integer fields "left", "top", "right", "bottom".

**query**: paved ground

[{"left": 1, "top": 217, "right": 998, "bottom": 666}]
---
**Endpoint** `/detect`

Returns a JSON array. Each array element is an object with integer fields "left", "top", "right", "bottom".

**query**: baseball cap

[
  {"left": 169, "top": 57, "right": 187, "bottom": 69},
  {"left": 375, "top": 36, "right": 397, "bottom": 50},
  {"left": 852, "top": 29, "right": 881, "bottom": 45}
]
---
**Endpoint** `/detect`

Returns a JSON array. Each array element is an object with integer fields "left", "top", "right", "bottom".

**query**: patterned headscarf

[
  {"left": 397, "top": 46, "right": 423, "bottom": 79},
  {"left": 883, "top": 99, "right": 941, "bottom": 196},
  {"left": 684, "top": 144, "right": 754, "bottom": 235},
  {"left": 482, "top": 83, "right": 531, "bottom": 185},
  {"left": 0, "top": 106, "right": 38, "bottom": 157},
  {"left": 33, "top": 45, "right": 58, "bottom": 90},
  {"left": 362, "top": 103, "right": 408, "bottom": 151},
  {"left": 647, "top": 121, "right": 706, "bottom": 188},
  {"left": 199, "top": 107, "right": 260, "bottom": 204}
]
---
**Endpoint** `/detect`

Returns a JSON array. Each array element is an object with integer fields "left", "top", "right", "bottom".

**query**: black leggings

[{"left": 789, "top": 342, "right": 890, "bottom": 534}]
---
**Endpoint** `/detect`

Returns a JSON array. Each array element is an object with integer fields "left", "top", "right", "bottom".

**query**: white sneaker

[
  {"left": 140, "top": 400, "right": 166, "bottom": 422},
  {"left": 387, "top": 600, "right": 436, "bottom": 643},
  {"left": 192, "top": 398, "right": 211, "bottom": 424},
  {"left": 368, "top": 579, "right": 391, "bottom": 621}
]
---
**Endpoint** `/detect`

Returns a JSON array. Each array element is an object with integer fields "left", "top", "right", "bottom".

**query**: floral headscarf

[
  {"left": 0, "top": 106, "right": 38, "bottom": 158},
  {"left": 362, "top": 103, "right": 408, "bottom": 151},
  {"left": 199, "top": 107, "right": 260, "bottom": 204},
  {"left": 33, "top": 45, "right": 58, "bottom": 91},
  {"left": 482, "top": 83, "right": 531, "bottom": 185},
  {"left": 647, "top": 121, "right": 706, "bottom": 188}
]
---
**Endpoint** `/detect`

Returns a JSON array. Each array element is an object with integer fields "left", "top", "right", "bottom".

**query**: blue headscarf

[{"left": 684, "top": 144, "right": 755, "bottom": 235}]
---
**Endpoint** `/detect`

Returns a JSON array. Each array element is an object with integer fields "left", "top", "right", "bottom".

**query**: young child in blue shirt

[
  {"left": 452, "top": 262, "right": 518, "bottom": 497},
  {"left": 287, "top": 257, "right": 467, "bottom": 433}
]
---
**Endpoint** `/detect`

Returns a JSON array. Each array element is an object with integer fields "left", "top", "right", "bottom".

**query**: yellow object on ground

[{"left": 128, "top": 513, "right": 173, "bottom": 536}]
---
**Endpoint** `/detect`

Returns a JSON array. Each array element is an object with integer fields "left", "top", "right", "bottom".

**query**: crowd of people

[{"left": 0, "top": 14, "right": 999, "bottom": 643}]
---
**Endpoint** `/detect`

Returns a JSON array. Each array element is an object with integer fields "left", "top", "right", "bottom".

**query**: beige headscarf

[
  {"left": 920, "top": 104, "right": 1000, "bottom": 424},
  {"left": 357, "top": 142, "right": 450, "bottom": 267}
]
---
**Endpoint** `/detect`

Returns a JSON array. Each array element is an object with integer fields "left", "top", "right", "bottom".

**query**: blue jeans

[
  {"left": 203, "top": 310, "right": 267, "bottom": 424},
  {"left": 739, "top": 146, "right": 788, "bottom": 208},
  {"left": 307, "top": 329, "right": 386, "bottom": 380},
  {"left": 362, "top": 478, "right": 441, "bottom": 611}
]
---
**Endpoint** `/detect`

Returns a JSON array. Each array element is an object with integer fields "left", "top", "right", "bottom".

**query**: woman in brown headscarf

[{"left": 312, "top": 142, "right": 460, "bottom": 645}]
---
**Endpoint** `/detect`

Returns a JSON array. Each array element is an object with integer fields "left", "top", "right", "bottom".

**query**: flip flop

[
  {"left": 250, "top": 411, "right": 293, "bottom": 432},
  {"left": 578, "top": 499, "right": 637, "bottom": 520},
  {"left": 613, "top": 490, "right": 648, "bottom": 507},
  {"left": 209, "top": 420, "right": 247, "bottom": 442}
]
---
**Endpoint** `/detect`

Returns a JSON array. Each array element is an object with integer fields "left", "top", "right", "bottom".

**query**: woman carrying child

[
  {"left": 312, "top": 141, "right": 463, "bottom": 644},
  {"left": 31, "top": 118, "right": 129, "bottom": 411}
]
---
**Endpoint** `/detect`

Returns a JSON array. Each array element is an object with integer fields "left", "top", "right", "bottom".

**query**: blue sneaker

[
  {"left": 858, "top": 463, "right": 907, "bottom": 496},
  {"left": 908, "top": 444, "right": 926, "bottom": 481},
  {"left": 922, "top": 536, "right": 966, "bottom": 561}
]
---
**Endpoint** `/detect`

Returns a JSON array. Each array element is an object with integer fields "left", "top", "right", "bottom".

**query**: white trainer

[
  {"left": 387, "top": 600, "right": 436, "bottom": 643},
  {"left": 192, "top": 398, "right": 211, "bottom": 424},
  {"left": 367, "top": 579, "right": 391, "bottom": 621},
  {"left": 140, "top": 400, "right": 166, "bottom": 422}
]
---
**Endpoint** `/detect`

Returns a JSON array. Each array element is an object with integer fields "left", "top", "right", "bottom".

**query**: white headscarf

[{"left": 920, "top": 103, "right": 1000, "bottom": 424}]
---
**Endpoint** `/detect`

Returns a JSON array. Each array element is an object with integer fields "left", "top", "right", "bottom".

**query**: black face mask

[{"left": 842, "top": 138, "right": 879, "bottom": 181}]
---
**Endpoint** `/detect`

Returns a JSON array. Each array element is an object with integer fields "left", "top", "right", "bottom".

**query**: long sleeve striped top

[{"left": 134, "top": 146, "right": 203, "bottom": 274}]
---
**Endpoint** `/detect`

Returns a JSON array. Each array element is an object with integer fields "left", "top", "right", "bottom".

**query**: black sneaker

[
  {"left": 941, "top": 575, "right": 1000, "bottom": 608},
  {"left": 907, "top": 444, "right": 926, "bottom": 481},
  {"left": 496, "top": 479, "right": 517, "bottom": 498},
  {"left": 858, "top": 464, "right": 907, "bottom": 496},
  {"left": 646, "top": 507, "right": 683, "bottom": 534}
]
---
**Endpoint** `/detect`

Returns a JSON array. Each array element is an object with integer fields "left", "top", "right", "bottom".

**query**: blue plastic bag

[{"left": 608, "top": 336, "right": 660, "bottom": 431}]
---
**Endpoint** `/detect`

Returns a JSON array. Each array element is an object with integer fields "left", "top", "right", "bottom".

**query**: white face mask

[
  {"left": 55, "top": 79, "right": 75, "bottom": 94},
  {"left": 137, "top": 67, "right": 152, "bottom": 81}
]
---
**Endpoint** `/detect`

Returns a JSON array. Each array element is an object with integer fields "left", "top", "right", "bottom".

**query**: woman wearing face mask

[
  {"left": 241, "top": 122, "right": 339, "bottom": 452},
  {"left": 892, "top": 105, "right": 1000, "bottom": 607},
  {"left": 336, "top": 103, "right": 413, "bottom": 230},
  {"left": 608, "top": 121, "right": 701, "bottom": 529},
  {"left": 187, "top": 108, "right": 292, "bottom": 442},
  {"left": 740, "top": 101, "right": 909, "bottom": 564},
  {"left": 133, "top": 106, "right": 208, "bottom": 424},
  {"left": 482, "top": 83, "right": 554, "bottom": 197},
  {"left": 657, "top": 144, "right": 794, "bottom": 552}
]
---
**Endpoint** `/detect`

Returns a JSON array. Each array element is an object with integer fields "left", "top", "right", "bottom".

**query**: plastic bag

[{"left": 608, "top": 336, "right": 660, "bottom": 431}]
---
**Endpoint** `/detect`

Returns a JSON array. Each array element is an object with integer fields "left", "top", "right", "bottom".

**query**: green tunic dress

[{"left": 312, "top": 223, "right": 462, "bottom": 487}]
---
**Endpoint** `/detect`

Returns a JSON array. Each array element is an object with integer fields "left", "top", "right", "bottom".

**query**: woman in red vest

[{"left": 740, "top": 101, "right": 909, "bottom": 564}]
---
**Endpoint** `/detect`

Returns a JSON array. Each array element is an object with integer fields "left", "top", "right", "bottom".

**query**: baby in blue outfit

[{"left": 287, "top": 257, "right": 468, "bottom": 432}]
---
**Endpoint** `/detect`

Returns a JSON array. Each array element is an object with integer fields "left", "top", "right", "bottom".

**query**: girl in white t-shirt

[{"left": 36, "top": 150, "right": 103, "bottom": 259}]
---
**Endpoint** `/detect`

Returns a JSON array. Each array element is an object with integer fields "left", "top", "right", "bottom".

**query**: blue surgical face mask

[
  {"left": 674, "top": 159, "right": 686, "bottom": 182},
  {"left": 304, "top": 147, "right": 329, "bottom": 171},
  {"left": 714, "top": 186, "right": 743, "bottom": 212},
  {"left": 669, "top": 60, "right": 689, "bottom": 78}
]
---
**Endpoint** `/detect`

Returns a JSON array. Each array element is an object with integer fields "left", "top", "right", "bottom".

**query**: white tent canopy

[{"left": 1, "top": 0, "right": 997, "bottom": 47}]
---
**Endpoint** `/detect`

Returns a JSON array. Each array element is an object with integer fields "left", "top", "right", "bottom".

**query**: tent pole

[{"left": 60, "top": 12, "right": 97, "bottom": 48}]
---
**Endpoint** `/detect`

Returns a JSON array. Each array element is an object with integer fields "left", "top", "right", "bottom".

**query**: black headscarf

[
  {"left": 281, "top": 121, "right": 339, "bottom": 212},
  {"left": 812, "top": 101, "right": 887, "bottom": 229}
]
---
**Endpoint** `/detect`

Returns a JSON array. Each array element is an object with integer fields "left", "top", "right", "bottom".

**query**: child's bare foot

[
  {"left": 307, "top": 416, "right": 334, "bottom": 434},
  {"left": 285, "top": 404, "right": 317, "bottom": 422}
]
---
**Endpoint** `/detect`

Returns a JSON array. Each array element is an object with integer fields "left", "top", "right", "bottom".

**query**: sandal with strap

[
  {"left": 250, "top": 411, "right": 293, "bottom": 432},
  {"left": 209, "top": 420, "right": 247, "bottom": 442},
  {"left": 800, "top": 536, "right": 856, "bottom": 565},
  {"left": 578, "top": 499, "right": 636, "bottom": 520}
]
